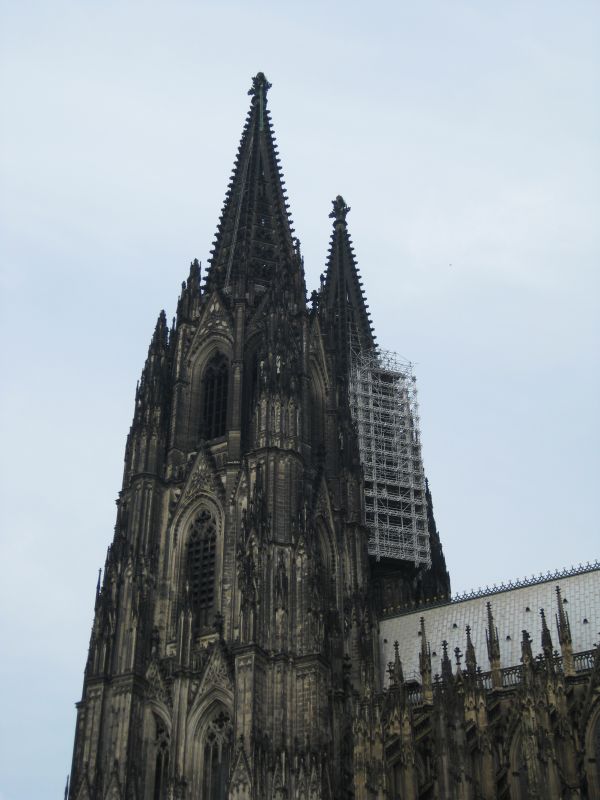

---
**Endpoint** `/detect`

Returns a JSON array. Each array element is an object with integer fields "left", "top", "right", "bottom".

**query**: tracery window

[
  {"left": 203, "top": 355, "right": 228, "bottom": 439},
  {"left": 153, "top": 718, "right": 170, "bottom": 800},
  {"left": 202, "top": 711, "right": 232, "bottom": 799},
  {"left": 187, "top": 510, "right": 217, "bottom": 632}
]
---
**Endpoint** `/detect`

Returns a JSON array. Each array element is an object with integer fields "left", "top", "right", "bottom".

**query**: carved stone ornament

[
  {"left": 145, "top": 661, "right": 170, "bottom": 707},
  {"left": 191, "top": 643, "right": 233, "bottom": 707},
  {"left": 190, "top": 292, "right": 233, "bottom": 357},
  {"left": 229, "top": 741, "right": 253, "bottom": 792},
  {"left": 181, "top": 449, "right": 224, "bottom": 505}
]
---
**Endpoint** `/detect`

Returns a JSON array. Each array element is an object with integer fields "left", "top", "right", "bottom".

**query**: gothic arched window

[
  {"left": 153, "top": 718, "right": 170, "bottom": 800},
  {"left": 203, "top": 355, "right": 229, "bottom": 439},
  {"left": 187, "top": 510, "right": 217, "bottom": 632},
  {"left": 510, "top": 731, "right": 531, "bottom": 800},
  {"left": 202, "top": 711, "right": 232, "bottom": 799}
]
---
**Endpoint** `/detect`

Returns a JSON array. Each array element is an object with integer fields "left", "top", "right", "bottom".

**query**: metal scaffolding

[{"left": 349, "top": 348, "right": 431, "bottom": 565}]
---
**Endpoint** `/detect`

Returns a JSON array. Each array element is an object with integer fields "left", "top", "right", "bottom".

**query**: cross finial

[
  {"left": 248, "top": 72, "right": 271, "bottom": 131},
  {"left": 329, "top": 195, "right": 351, "bottom": 223},
  {"left": 454, "top": 647, "right": 463, "bottom": 668},
  {"left": 248, "top": 72, "right": 272, "bottom": 100}
]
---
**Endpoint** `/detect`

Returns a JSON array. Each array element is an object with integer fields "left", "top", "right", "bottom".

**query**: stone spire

[
  {"left": 320, "top": 195, "right": 375, "bottom": 380},
  {"left": 441, "top": 639, "right": 453, "bottom": 684},
  {"left": 555, "top": 585, "right": 574, "bottom": 677},
  {"left": 419, "top": 617, "right": 433, "bottom": 703},
  {"left": 124, "top": 310, "right": 170, "bottom": 481},
  {"left": 176, "top": 258, "right": 202, "bottom": 324},
  {"left": 390, "top": 640, "right": 405, "bottom": 687},
  {"left": 465, "top": 625, "right": 478, "bottom": 677},
  {"left": 540, "top": 608, "right": 554, "bottom": 662},
  {"left": 204, "top": 73, "right": 302, "bottom": 301},
  {"left": 485, "top": 601, "right": 502, "bottom": 689}
]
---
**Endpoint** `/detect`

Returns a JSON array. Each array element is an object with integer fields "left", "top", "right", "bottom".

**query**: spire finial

[
  {"left": 390, "top": 640, "right": 404, "bottom": 687},
  {"left": 465, "top": 625, "right": 477, "bottom": 676},
  {"left": 454, "top": 646, "right": 463, "bottom": 668},
  {"left": 419, "top": 617, "right": 429, "bottom": 659},
  {"left": 555, "top": 585, "right": 574, "bottom": 676},
  {"left": 248, "top": 71, "right": 272, "bottom": 100},
  {"left": 329, "top": 195, "right": 351, "bottom": 224},
  {"left": 419, "top": 617, "right": 433, "bottom": 703},
  {"left": 540, "top": 608, "right": 554, "bottom": 661},
  {"left": 248, "top": 73, "right": 271, "bottom": 130},
  {"left": 441, "top": 639, "right": 453, "bottom": 682},
  {"left": 486, "top": 600, "right": 502, "bottom": 688}
]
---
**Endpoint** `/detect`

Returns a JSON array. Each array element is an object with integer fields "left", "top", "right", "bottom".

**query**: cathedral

[{"left": 68, "top": 73, "right": 600, "bottom": 799}]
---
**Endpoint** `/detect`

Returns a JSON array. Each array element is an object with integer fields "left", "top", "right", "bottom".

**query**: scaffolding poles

[{"left": 349, "top": 348, "right": 431, "bottom": 565}]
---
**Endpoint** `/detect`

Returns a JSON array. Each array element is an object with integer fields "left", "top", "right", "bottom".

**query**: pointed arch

[
  {"left": 509, "top": 728, "right": 531, "bottom": 800},
  {"left": 166, "top": 493, "right": 225, "bottom": 641},
  {"left": 152, "top": 715, "right": 170, "bottom": 800},
  {"left": 187, "top": 508, "right": 217, "bottom": 632},
  {"left": 141, "top": 703, "right": 172, "bottom": 800},
  {"left": 202, "top": 353, "right": 229, "bottom": 439},
  {"left": 186, "top": 691, "right": 234, "bottom": 799},
  {"left": 183, "top": 325, "right": 233, "bottom": 452}
]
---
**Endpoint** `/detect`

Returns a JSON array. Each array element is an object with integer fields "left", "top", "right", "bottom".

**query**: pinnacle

[
  {"left": 321, "top": 196, "right": 375, "bottom": 360},
  {"left": 204, "top": 73, "right": 299, "bottom": 300},
  {"left": 151, "top": 310, "right": 168, "bottom": 349}
]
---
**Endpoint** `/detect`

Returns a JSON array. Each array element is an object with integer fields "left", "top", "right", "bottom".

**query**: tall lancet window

[
  {"left": 203, "top": 355, "right": 228, "bottom": 439},
  {"left": 187, "top": 510, "right": 217, "bottom": 632},
  {"left": 202, "top": 711, "right": 232, "bottom": 799},
  {"left": 153, "top": 718, "right": 170, "bottom": 800}
]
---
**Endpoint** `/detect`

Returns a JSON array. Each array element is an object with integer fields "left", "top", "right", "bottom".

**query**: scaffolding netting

[{"left": 349, "top": 348, "right": 431, "bottom": 565}]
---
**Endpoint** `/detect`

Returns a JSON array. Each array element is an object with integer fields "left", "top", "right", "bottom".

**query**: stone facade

[{"left": 67, "top": 74, "right": 600, "bottom": 799}]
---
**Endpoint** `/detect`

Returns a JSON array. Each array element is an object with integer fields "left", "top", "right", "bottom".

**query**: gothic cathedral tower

[{"left": 68, "top": 74, "right": 449, "bottom": 800}]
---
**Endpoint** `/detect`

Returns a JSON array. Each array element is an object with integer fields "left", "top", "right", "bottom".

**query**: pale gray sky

[{"left": 1, "top": 1, "right": 598, "bottom": 797}]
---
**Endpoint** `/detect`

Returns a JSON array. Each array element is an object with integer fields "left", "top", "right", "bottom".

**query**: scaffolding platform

[{"left": 349, "top": 348, "right": 431, "bottom": 565}]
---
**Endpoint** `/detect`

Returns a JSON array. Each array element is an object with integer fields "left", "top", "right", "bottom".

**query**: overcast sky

[{"left": 1, "top": 1, "right": 598, "bottom": 797}]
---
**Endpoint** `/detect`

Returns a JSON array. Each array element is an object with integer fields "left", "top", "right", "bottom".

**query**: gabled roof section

[
  {"left": 204, "top": 73, "right": 298, "bottom": 298},
  {"left": 322, "top": 196, "right": 375, "bottom": 360}
]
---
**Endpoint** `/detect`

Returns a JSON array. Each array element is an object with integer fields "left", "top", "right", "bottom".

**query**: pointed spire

[
  {"left": 555, "top": 585, "right": 574, "bottom": 676},
  {"left": 176, "top": 259, "right": 202, "bottom": 323},
  {"left": 392, "top": 640, "right": 404, "bottom": 686},
  {"left": 150, "top": 309, "right": 168, "bottom": 350},
  {"left": 321, "top": 196, "right": 374, "bottom": 374},
  {"left": 131, "top": 310, "right": 170, "bottom": 432},
  {"left": 521, "top": 629, "right": 534, "bottom": 679},
  {"left": 204, "top": 73, "right": 301, "bottom": 301},
  {"left": 441, "top": 640, "right": 453, "bottom": 684},
  {"left": 419, "top": 617, "right": 434, "bottom": 703},
  {"left": 64, "top": 774, "right": 69, "bottom": 800},
  {"left": 465, "top": 625, "right": 478, "bottom": 677},
  {"left": 540, "top": 608, "right": 554, "bottom": 661},
  {"left": 485, "top": 601, "right": 502, "bottom": 689}
]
